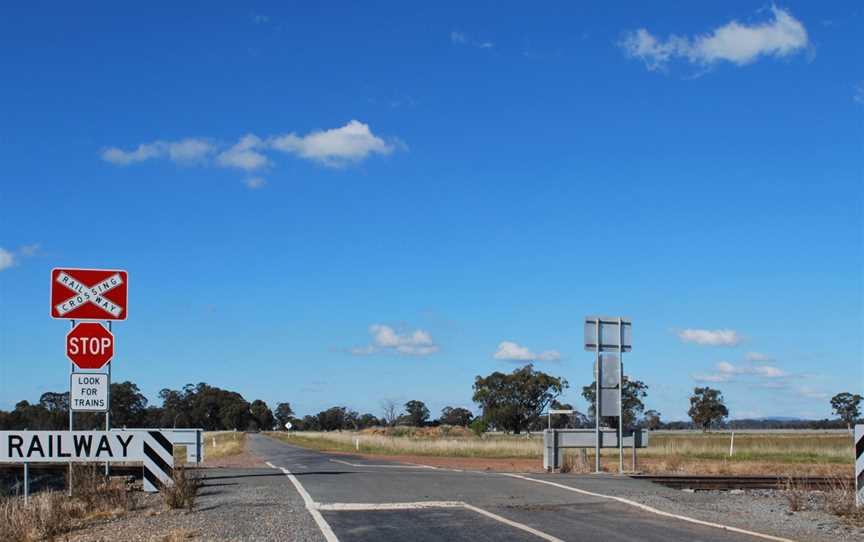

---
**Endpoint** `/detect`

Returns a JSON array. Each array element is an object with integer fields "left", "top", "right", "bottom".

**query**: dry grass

[
  {"left": 0, "top": 465, "right": 137, "bottom": 542},
  {"left": 160, "top": 468, "right": 202, "bottom": 512},
  {"left": 267, "top": 429, "right": 543, "bottom": 458},
  {"left": 816, "top": 475, "right": 864, "bottom": 526},
  {"left": 267, "top": 429, "right": 853, "bottom": 477},
  {"left": 269, "top": 429, "right": 850, "bottom": 461},
  {"left": 174, "top": 431, "right": 246, "bottom": 464},
  {"left": 782, "top": 475, "right": 808, "bottom": 512},
  {"left": 204, "top": 431, "right": 245, "bottom": 460},
  {"left": 559, "top": 450, "right": 591, "bottom": 474},
  {"left": 647, "top": 432, "right": 851, "bottom": 463}
]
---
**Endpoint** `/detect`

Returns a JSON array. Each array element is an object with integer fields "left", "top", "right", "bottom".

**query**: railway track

[{"left": 630, "top": 474, "right": 852, "bottom": 491}]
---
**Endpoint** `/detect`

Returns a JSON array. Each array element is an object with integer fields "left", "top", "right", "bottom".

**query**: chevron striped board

[{"left": 143, "top": 430, "right": 174, "bottom": 493}]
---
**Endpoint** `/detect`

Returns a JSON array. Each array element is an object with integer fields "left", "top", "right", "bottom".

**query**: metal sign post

[
  {"left": 594, "top": 317, "right": 601, "bottom": 472},
  {"left": 68, "top": 319, "right": 74, "bottom": 496},
  {"left": 585, "top": 316, "right": 632, "bottom": 475},
  {"left": 106, "top": 321, "right": 112, "bottom": 476},
  {"left": 618, "top": 317, "right": 624, "bottom": 474}
]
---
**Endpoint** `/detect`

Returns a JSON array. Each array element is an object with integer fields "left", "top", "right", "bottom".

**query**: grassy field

[
  {"left": 203, "top": 431, "right": 245, "bottom": 460},
  {"left": 264, "top": 428, "right": 855, "bottom": 475},
  {"left": 174, "top": 431, "right": 246, "bottom": 463}
]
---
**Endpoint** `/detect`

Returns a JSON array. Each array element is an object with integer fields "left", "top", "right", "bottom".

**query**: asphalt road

[{"left": 245, "top": 434, "right": 778, "bottom": 542}]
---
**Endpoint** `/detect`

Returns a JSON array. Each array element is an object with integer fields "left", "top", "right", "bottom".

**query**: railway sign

[
  {"left": 0, "top": 430, "right": 175, "bottom": 493},
  {"left": 50, "top": 268, "right": 128, "bottom": 320},
  {"left": 71, "top": 373, "right": 108, "bottom": 411},
  {"left": 66, "top": 322, "right": 114, "bottom": 370}
]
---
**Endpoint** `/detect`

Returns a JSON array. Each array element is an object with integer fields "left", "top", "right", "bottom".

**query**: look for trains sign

[{"left": 50, "top": 268, "right": 128, "bottom": 320}]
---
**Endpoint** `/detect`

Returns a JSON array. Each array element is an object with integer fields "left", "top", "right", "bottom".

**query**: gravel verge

[{"left": 65, "top": 467, "right": 326, "bottom": 542}]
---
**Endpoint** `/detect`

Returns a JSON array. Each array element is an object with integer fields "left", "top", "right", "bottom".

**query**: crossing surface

[{"left": 247, "top": 434, "right": 786, "bottom": 542}]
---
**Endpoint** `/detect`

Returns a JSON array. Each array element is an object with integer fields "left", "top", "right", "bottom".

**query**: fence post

[
  {"left": 855, "top": 424, "right": 863, "bottom": 507},
  {"left": 24, "top": 463, "right": 29, "bottom": 505}
]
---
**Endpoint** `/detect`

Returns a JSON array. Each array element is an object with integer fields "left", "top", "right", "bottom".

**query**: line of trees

[
  {"left": 1, "top": 370, "right": 859, "bottom": 433},
  {"left": 0, "top": 382, "right": 279, "bottom": 432}
]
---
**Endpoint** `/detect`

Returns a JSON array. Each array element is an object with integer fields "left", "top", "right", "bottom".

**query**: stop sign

[{"left": 66, "top": 322, "right": 114, "bottom": 370}]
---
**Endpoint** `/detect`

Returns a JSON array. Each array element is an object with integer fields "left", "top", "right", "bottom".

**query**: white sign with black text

[
  {"left": 0, "top": 431, "right": 138, "bottom": 462},
  {"left": 71, "top": 373, "right": 108, "bottom": 412}
]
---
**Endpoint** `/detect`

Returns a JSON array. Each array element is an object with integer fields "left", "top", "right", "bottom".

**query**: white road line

[
  {"left": 266, "top": 461, "right": 339, "bottom": 542},
  {"left": 265, "top": 460, "right": 561, "bottom": 541},
  {"left": 329, "top": 458, "right": 437, "bottom": 469},
  {"left": 316, "top": 501, "right": 464, "bottom": 511},
  {"left": 330, "top": 458, "right": 465, "bottom": 472},
  {"left": 462, "top": 503, "right": 565, "bottom": 542},
  {"left": 315, "top": 500, "right": 562, "bottom": 541},
  {"left": 500, "top": 473, "right": 796, "bottom": 542}
]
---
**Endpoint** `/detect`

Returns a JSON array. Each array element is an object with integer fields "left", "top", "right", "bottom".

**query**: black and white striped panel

[
  {"left": 143, "top": 430, "right": 174, "bottom": 493},
  {"left": 856, "top": 425, "right": 863, "bottom": 507}
]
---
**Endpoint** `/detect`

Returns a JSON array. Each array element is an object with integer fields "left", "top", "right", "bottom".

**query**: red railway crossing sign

[
  {"left": 66, "top": 322, "right": 114, "bottom": 370},
  {"left": 50, "top": 268, "right": 128, "bottom": 320}
]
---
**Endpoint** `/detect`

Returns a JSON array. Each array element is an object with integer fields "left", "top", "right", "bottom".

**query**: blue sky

[{"left": 1, "top": 2, "right": 861, "bottom": 421}]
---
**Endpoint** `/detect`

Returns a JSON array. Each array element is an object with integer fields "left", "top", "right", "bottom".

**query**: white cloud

[
  {"left": 18, "top": 244, "right": 39, "bottom": 257},
  {"left": 102, "top": 121, "right": 401, "bottom": 174},
  {"left": 351, "top": 324, "right": 440, "bottom": 357},
  {"left": 243, "top": 177, "right": 267, "bottom": 189},
  {"left": 450, "top": 31, "right": 494, "bottom": 50},
  {"left": 251, "top": 13, "right": 269, "bottom": 24},
  {"left": 216, "top": 134, "right": 269, "bottom": 171},
  {"left": 269, "top": 120, "right": 396, "bottom": 167},
  {"left": 752, "top": 365, "right": 787, "bottom": 378},
  {"left": 0, "top": 248, "right": 15, "bottom": 271},
  {"left": 693, "top": 360, "right": 788, "bottom": 384},
  {"left": 692, "top": 372, "right": 733, "bottom": 383},
  {"left": 493, "top": 341, "right": 561, "bottom": 362},
  {"left": 450, "top": 31, "right": 467, "bottom": 44},
  {"left": 797, "top": 387, "right": 828, "bottom": 400},
  {"left": 620, "top": 6, "right": 809, "bottom": 71},
  {"left": 679, "top": 328, "right": 740, "bottom": 346},
  {"left": 101, "top": 138, "right": 214, "bottom": 165},
  {"left": 745, "top": 351, "right": 772, "bottom": 362},
  {"left": 0, "top": 244, "right": 41, "bottom": 272}
]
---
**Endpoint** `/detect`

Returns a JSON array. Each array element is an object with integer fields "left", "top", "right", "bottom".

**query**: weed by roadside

[
  {"left": 782, "top": 475, "right": 808, "bottom": 512},
  {"left": 819, "top": 475, "right": 864, "bottom": 527},
  {"left": 0, "top": 464, "right": 140, "bottom": 542},
  {"left": 161, "top": 468, "right": 202, "bottom": 512}
]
